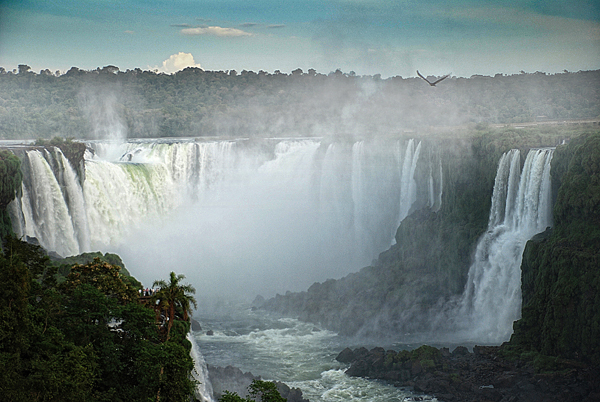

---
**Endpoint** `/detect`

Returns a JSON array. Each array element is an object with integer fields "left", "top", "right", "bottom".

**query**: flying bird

[{"left": 417, "top": 70, "right": 451, "bottom": 86}]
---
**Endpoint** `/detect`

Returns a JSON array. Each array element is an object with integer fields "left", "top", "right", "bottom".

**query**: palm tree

[{"left": 152, "top": 272, "right": 197, "bottom": 341}]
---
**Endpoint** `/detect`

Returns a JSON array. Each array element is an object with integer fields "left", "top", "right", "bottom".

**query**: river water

[{"left": 193, "top": 306, "right": 434, "bottom": 402}]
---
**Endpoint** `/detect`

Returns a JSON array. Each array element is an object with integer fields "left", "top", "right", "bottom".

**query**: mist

[
  {"left": 78, "top": 84, "right": 128, "bottom": 142},
  {"left": 7, "top": 68, "right": 596, "bottom": 339},
  {"left": 94, "top": 137, "right": 432, "bottom": 303}
]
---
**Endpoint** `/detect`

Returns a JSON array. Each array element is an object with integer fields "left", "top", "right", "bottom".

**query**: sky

[{"left": 0, "top": 0, "right": 599, "bottom": 78}]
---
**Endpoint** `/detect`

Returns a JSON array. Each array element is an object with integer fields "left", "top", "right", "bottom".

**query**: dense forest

[
  {"left": 0, "top": 65, "right": 599, "bottom": 140},
  {"left": 0, "top": 236, "right": 198, "bottom": 402}
]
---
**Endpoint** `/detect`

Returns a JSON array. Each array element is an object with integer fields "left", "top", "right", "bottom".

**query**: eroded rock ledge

[{"left": 336, "top": 345, "right": 600, "bottom": 402}]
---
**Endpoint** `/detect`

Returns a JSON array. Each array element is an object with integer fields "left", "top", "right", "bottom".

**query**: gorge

[{"left": 2, "top": 125, "right": 599, "bottom": 401}]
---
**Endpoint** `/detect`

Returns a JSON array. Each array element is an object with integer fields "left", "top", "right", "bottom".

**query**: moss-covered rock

[
  {"left": 52, "top": 251, "right": 136, "bottom": 286},
  {"left": 511, "top": 131, "right": 600, "bottom": 366},
  {"left": 0, "top": 150, "right": 23, "bottom": 239},
  {"left": 34, "top": 137, "right": 87, "bottom": 180}
]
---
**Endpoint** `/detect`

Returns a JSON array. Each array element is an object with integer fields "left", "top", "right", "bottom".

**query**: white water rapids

[{"left": 193, "top": 307, "right": 431, "bottom": 402}]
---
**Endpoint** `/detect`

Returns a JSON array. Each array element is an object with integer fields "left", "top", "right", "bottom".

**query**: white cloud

[
  {"left": 159, "top": 52, "right": 202, "bottom": 74},
  {"left": 181, "top": 26, "right": 252, "bottom": 37}
]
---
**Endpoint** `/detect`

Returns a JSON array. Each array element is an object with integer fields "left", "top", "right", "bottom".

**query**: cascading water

[
  {"left": 188, "top": 333, "right": 215, "bottom": 402},
  {"left": 454, "top": 148, "right": 554, "bottom": 343},
  {"left": 9, "top": 137, "right": 440, "bottom": 300},
  {"left": 10, "top": 148, "right": 85, "bottom": 256},
  {"left": 391, "top": 138, "right": 422, "bottom": 244}
]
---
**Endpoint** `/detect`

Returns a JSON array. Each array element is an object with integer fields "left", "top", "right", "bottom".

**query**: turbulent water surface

[{"left": 193, "top": 306, "right": 427, "bottom": 402}]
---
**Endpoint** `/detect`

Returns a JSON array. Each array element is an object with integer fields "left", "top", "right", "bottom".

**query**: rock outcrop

[
  {"left": 207, "top": 364, "right": 309, "bottom": 402},
  {"left": 337, "top": 345, "right": 600, "bottom": 402}
]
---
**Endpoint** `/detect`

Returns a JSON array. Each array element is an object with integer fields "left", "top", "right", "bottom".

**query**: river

[{"left": 193, "top": 305, "right": 436, "bottom": 402}]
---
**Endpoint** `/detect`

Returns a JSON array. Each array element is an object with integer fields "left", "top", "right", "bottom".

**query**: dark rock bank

[{"left": 337, "top": 345, "right": 600, "bottom": 402}]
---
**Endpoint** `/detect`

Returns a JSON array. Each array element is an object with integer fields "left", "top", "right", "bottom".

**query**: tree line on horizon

[{"left": 0, "top": 64, "right": 599, "bottom": 140}]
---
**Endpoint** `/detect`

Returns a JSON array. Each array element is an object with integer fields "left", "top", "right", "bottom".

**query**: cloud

[
  {"left": 158, "top": 52, "right": 202, "bottom": 74},
  {"left": 170, "top": 23, "right": 192, "bottom": 28},
  {"left": 181, "top": 26, "right": 252, "bottom": 37},
  {"left": 267, "top": 24, "right": 286, "bottom": 29},
  {"left": 124, "top": 30, "right": 134, "bottom": 34},
  {"left": 240, "top": 22, "right": 259, "bottom": 27}
]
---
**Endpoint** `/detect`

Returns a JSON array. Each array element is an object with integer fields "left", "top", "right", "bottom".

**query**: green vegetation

[
  {"left": 53, "top": 251, "right": 131, "bottom": 278},
  {"left": 0, "top": 150, "right": 22, "bottom": 237},
  {"left": 510, "top": 130, "right": 600, "bottom": 366},
  {"left": 152, "top": 272, "right": 198, "bottom": 342},
  {"left": 220, "top": 380, "right": 286, "bottom": 402},
  {"left": 0, "top": 236, "right": 197, "bottom": 402},
  {"left": 0, "top": 66, "right": 598, "bottom": 139}
]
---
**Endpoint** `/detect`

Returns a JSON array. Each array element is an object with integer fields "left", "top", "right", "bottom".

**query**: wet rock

[
  {"left": 208, "top": 365, "right": 256, "bottom": 400},
  {"left": 251, "top": 295, "right": 265, "bottom": 308},
  {"left": 275, "top": 381, "right": 310, "bottom": 402},
  {"left": 191, "top": 319, "right": 202, "bottom": 331},
  {"left": 208, "top": 365, "right": 309, "bottom": 402},
  {"left": 336, "top": 347, "right": 355, "bottom": 364},
  {"left": 339, "top": 345, "right": 600, "bottom": 402},
  {"left": 451, "top": 346, "right": 470, "bottom": 356}
]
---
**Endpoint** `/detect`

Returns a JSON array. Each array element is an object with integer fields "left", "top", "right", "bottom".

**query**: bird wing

[
  {"left": 416, "top": 70, "right": 432, "bottom": 84},
  {"left": 432, "top": 73, "right": 451, "bottom": 85}
]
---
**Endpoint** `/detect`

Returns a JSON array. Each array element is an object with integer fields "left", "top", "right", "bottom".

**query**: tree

[
  {"left": 152, "top": 272, "right": 197, "bottom": 341},
  {"left": 17, "top": 64, "right": 31, "bottom": 75},
  {"left": 219, "top": 380, "right": 286, "bottom": 402},
  {"left": 0, "top": 238, "right": 197, "bottom": 401},
  {"left": 151, "top": 272, "right": 197, "bottom": 402},
  {"left": 62, "top": 257, "right": 139, "bottom": 304}
]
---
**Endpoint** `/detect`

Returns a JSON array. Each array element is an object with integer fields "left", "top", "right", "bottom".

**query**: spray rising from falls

[
  {"left": 450, "top": 148, "right": 554, "bottom": 343},
  {"left": 9, "top": 138, "right": 440, "bottom": 299}
]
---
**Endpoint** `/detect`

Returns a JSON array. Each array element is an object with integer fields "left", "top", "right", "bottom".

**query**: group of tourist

[{"left": 140, "top": 287, "right": 156, "bottom": 297}]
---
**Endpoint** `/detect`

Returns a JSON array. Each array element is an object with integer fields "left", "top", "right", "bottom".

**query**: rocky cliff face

[
  {"left": 262, "top": 136, "right": 496, "bottom": 337},
  {"left": 337, "top": 344, "right": 600, "bottom": 402},
  {"left": 262, "top": 127, "right": 592, "bottom": 342},
  {"left": 511, "top": 131, "right": 600, "bottom": 366}
]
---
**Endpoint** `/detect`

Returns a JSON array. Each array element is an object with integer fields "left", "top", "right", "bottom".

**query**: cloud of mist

[
  {"left": 77, "top": 85, "right": 127, "bottom": 141},
  {"left": 104, "top": 138, "right": 417, "bottom": 306}
]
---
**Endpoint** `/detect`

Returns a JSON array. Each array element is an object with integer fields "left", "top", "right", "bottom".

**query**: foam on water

[{"left": 194, "top": 308, "right": 420, "bottom": 402}]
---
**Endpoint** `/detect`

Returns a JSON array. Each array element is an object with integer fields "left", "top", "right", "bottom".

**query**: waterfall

[
  {"left": 188, "top": 333, "right": 215, "bottom": 402},
  {"left": 11, "top": 149, "right": 82, "bottom": 256},
  {"left": 390, "top": 139, "right": 423, "bottom": 245},
  {"left": 399, "top": 139, "right": 421, "bottom": 222},
  {"left": 457, "top": 148, "right": 554, "bottom": 343},
  {"left": 9, "top": 138, "right": 436, "bottom": 299},
  {"left": 351, "top": 141, "right": 365, "bottom": 248}
]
